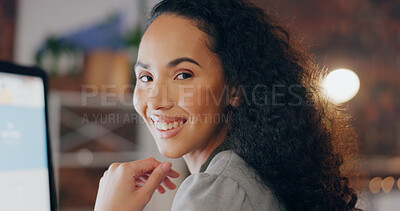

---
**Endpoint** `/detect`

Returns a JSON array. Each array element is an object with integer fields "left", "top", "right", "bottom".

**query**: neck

[{"left": 183, "top": 123, "right": 228, "bottom": 174}]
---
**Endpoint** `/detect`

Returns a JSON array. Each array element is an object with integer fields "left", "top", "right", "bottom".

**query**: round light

[
  {"left": 78, "top": 148, "right": 93, "bottom": 166},
  {"left": 397, "top": 178, "right": 400, "bottom": 190},
  {"left": 381, "top": 176, "right": 395, "bottom": 193},
  {"left": 369, "top": 177, "right": 382, "bottom": 193},
  {"left": 321, "top": 69, "right": 360, "bottom": 104}
]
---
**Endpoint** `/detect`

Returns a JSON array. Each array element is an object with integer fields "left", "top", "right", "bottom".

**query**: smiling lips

[{"left": 150, "top": 115, "right": 188, "bottom": 138}]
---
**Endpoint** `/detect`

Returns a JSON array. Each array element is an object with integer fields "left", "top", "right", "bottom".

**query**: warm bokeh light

[
  {"left": 321, "top": 69, "right": 360, "bottom": 104},
  {"left": 381, "top": 176, "right": 395, "bottom": 193},
  {"left": 369, "top": 177, "right": 383, "bottom": 193},
  {"left": 397, "top": 178, "right": 400, "bottom": 190},
  {"left": 78, "top": 148, "right": 93, "bottom": 166}
]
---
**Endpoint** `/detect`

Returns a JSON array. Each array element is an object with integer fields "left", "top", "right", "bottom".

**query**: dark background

[{"left": 253, "top": 0, "right": 400, "bottom": 177}]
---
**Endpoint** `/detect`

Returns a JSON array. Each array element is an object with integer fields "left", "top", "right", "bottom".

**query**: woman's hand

[{"left": 94, "top": 157, "right": 180, "bottom": 211}]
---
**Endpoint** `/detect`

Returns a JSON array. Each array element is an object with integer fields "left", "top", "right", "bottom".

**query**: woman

[{"left": 94, "top": 0, "right": 362, "bottom": 210}]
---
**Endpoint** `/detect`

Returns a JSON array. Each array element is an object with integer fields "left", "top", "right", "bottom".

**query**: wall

[
  {"left": 14, "top": 0, "right": 145, "bottom": 65},
  {"left": 0, "top": 0, "right": 16, "bottom": 61}
]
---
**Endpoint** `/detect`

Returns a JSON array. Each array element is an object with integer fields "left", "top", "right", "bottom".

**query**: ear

[{"left": 229, "top": 86, "right": 243, "bottom": 107}]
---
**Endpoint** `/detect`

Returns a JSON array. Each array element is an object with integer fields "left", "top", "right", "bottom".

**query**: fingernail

[{"left": 162, "top": 162, "right": 171, "bottom": 172}]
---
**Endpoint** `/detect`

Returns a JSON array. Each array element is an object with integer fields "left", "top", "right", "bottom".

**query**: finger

[
  {"left": 167, "top": 169, "right": 180, "bottom": 178},
  {"left": 140, "top": 174, "right": 176, "bottom": 191},
  {"left": 161, "top": 176, "right": 177, "bottom": 190},
  {"left": 157, "top": 185, "right": 166, "bottom": 194},
  {"left": 135, "top": 178, "right": 146, "bottom": 188},
  {"left": 140, "top": 161, "right": 171, "bottom": 195},
  {"left": 144, "top": 168, "right": 179, "bottom": 179},
  {"left": 129, "top": 158, "right": 162, "bottom": 175},
  {"left": 137, "top": 175, "right": 165, "bottom": 194},
  {"left": 136, "top": 177, "right": 162, "bottom": 192},
  {"left": 139, "top": 174, "right": 149, "bottom": 180},
  {"left": 108, "top": 162, "right": 121, "bottom": 171},
  {"left": 129, "top": 158, "right": 180, "bottom": 179}
]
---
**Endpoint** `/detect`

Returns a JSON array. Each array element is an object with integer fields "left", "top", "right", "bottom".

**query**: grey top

[
  {"left": 171, "top": 148, "right": 286, "bottom": 210},
  {"left": 199, "top": 140, "right": 231, "bottom": 173}
]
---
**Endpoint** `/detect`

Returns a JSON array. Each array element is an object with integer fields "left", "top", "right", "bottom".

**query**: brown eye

[
  {"left": 175, "top": 72, "right": 193, "bottom": 80},
  {"left": 139, "top": 75, "right": 153, "bottom": 82}
]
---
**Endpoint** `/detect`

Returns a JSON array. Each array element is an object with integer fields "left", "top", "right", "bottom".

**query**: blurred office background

[{"left": 0, "top": 0, "right": 399, "bottom": 210}]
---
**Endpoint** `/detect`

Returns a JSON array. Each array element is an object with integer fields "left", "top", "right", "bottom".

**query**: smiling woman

[
  {"left": 133, "top": 14, "right": 229, "bottom": 171},
  {"left": 94, "top": 0, "right": 363, "bottom": 210}
]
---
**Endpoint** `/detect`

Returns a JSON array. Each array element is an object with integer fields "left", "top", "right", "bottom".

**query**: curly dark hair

[{"left": 146, "top": 0, "right": 363, "bottom": 210}]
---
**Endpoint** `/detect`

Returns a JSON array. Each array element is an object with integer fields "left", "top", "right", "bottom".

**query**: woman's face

[{"left": 133, "top": 14, "right": 229, "bottom": 158}]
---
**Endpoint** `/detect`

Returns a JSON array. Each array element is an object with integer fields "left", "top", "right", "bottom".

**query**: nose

[{"left": 148, "top": 81, "right": 174, "bottom": 110}]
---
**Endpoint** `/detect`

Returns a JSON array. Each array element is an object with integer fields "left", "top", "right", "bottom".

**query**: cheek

[
  {"left": 202, "top": 82, "right": 226, "bottom": 111},
  {"left": 178, "top": 82, "right": 226, "bottom": 120},
  {"left": 133, "top": 87, "right": 148, "bottom": 117}
]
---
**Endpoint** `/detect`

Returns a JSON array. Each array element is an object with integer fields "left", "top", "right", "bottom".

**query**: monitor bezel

[{"left": 0, "top": 61, "right": 57, "bottom": 211}]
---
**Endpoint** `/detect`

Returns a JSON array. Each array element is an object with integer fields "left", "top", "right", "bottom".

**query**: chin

[{"left": 158, "top": 145, "right": 187, "bottom": 159}]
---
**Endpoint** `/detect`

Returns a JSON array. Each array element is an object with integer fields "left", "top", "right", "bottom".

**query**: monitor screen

[{"left": 0, "top": 71, "right": 51, "bottom": 211}]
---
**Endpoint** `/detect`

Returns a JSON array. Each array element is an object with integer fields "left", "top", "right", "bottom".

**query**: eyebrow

[{"left": 134, "top": 57, "right": 202, "bottom": 70}]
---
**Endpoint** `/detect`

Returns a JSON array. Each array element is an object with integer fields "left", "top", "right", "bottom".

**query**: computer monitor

[{"left": 0, "top": 62, "right": 57, "bottom": 211}]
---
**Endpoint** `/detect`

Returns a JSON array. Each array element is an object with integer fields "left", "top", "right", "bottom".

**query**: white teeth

[
  {"left": 162, "top": 123, "right": 168, "bottom": 130},
  {"left": 154, "top": 121, "right": 184, "bottom": 131},
  {"left": 150, "top": 115, "right": 160, "bottom": 122}
]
